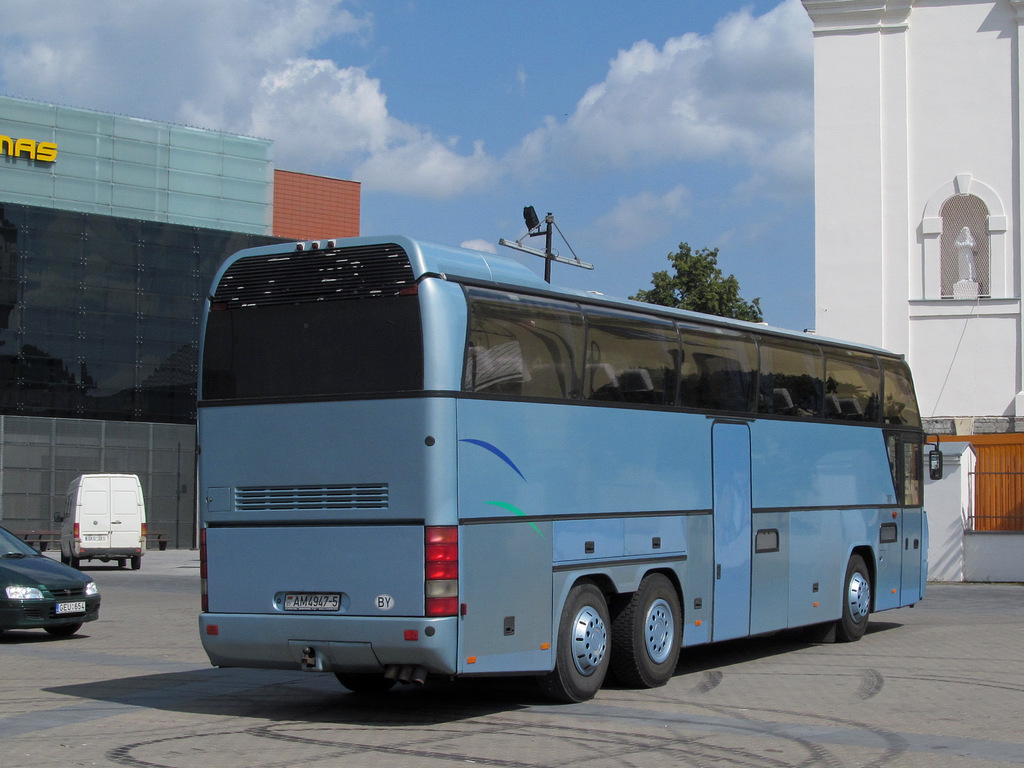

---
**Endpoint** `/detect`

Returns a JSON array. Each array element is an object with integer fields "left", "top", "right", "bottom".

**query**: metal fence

[{"left": 0, "top": 415, "right": 196, "bottom": 548}]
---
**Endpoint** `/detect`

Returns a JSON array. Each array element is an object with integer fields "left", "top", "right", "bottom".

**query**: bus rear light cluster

[
  {"left": 424, "top": 526, "right": 458, "bottom": 617},
  {"left": 199, "top": 528, "right": 209, "bottom": 613}
]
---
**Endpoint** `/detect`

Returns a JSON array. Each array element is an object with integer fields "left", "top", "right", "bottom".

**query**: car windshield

[{"left": 0, "top": 526, "right": 40, "bottom": 557}]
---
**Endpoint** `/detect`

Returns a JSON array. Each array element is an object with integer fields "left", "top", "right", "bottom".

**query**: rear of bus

[{"left": 197, "top": 237, "right": 484, "bottom": 684}]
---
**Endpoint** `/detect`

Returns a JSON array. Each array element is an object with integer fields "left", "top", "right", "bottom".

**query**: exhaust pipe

[
  {"left": 384, "top": 664, "right": 428, "bottom": 684},
  {"left": 300, "top": 646, "right": 318, "bottom": 671}
]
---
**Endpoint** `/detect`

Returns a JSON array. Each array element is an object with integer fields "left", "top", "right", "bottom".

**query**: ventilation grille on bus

[
  {"left": 212, "top": 243, "right": 415, "bottom": 307},
  {"left": 234, "top": 484, "right": 389, "bottom": 511}
]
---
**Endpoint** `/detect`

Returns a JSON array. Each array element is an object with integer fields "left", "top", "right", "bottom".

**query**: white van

[{"left": 59, "top": 474, "right": 146, "bottom": 570}]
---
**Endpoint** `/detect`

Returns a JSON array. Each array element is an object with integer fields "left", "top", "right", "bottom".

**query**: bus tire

[
  {"left": 335, "top": 673, "right": 397, "bottom": 694},
  {"left": 610, "top": 573, "right": 681, "bottom": 688},
  {"left": 837, "top": 554, "right": 871, "bottom": 642},
  {"left": 540, "top": 583, "right": 610, "bottom": 703}
]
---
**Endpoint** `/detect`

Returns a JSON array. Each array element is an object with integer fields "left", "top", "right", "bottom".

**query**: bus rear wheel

[
  {"left": 540, "top": 583, "right": 610, "bottom": 703},
  {"left": 837, "top": 554, "right": 871, "bottom": 642},
  {"left": 611, "top": 573, "right": 681, "bottom": 688}
]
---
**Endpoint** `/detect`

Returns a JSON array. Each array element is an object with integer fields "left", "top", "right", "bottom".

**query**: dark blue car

[{"left": 0, "top": 525, "right": 100, "bottom": 637}]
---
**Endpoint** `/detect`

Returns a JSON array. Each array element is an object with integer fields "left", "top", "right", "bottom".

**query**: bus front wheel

[
  {"left": 837, "top": 554, "right": 871, "bottom": 642},
  {"left": 610, "top": 573, "right": 681, "bottom": 688},
  {"left": 540, "top": 583, "right": 610, "bottom": 703}
]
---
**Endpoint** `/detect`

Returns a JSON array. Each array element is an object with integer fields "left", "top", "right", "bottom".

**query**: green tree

[{"left": 631, "top": 243, "right": 764, "bottom": 323}]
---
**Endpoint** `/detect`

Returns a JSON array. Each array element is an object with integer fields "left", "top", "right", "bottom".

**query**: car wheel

[{"left": 45, "top": 623, "right": 82, "bottom": 638}]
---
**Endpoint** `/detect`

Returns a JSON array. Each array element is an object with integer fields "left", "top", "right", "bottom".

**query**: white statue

[{"left": 955, "top": 226, "right": 976, "bottom": 282}]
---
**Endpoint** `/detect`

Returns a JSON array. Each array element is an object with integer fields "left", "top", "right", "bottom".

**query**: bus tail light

[
  {"left": 425, "top": 526, "right": 458, "bottom": 617},
  {"left": 200, "top": 527, "right": 209, "bottom": 613}
]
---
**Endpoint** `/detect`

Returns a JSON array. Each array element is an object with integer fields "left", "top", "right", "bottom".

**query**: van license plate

[
  {"left": 56, "top": 602, "right": 86, "bottom": 614},
  {"left": 84, "top": 535, "right": 104, "bottom": 542},
  {"left": 284, "top": 593, "right": 340, "bottom": 611}
]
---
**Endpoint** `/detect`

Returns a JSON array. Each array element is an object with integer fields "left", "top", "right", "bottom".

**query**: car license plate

[
  {"left": 284, "top": 593, "right": 340, "bottom": 612},
  {"left": 84, "top": 535, "right": 104, "bottom": 542},
  {"left": 56, "top": 601, "right": 86, "bottom": 615}
]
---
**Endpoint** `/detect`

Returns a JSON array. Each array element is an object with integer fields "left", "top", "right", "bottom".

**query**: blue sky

[{"left": 0, "top": 0, "right": 815, "bottom": 330}]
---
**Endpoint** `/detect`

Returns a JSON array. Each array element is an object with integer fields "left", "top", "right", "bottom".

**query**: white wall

[{"left": 805, "top": 0, "right": 1022, "bottom": 424}]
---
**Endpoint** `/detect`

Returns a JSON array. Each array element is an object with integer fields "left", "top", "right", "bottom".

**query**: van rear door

[
  {"left": 80, "top": 484, "right": 111, "bottom": 547},
  {"left": 110, "top": 481, "right": 143, "bottom": 551}
]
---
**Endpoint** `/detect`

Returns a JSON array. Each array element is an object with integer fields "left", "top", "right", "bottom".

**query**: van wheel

[
  {"left": 131, "top": 556, "right": 142, "bottom": 570},
  {"left": 611, "top": 573, "right": 681, "bottom": 688},
  {"left": 540, "top": 583, "right": 610, "bottom": 703}
]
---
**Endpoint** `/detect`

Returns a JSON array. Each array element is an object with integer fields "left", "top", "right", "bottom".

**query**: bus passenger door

[
  {"left": 712, "top": 422, "right": 752, "bottom": 642},
  {"left": 900, "top": 439, "right": 924, "bottom": 604}
]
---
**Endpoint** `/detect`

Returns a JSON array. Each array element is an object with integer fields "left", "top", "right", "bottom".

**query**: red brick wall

[{"left": 272, "top": 169, "right": 360, "bottom": 240}]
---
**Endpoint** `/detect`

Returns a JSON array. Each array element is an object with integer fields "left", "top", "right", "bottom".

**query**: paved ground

[{"left": 1, "top": 550, "right": 1023, "bottom": 768}]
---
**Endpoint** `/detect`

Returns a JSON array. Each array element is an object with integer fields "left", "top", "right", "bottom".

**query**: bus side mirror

[{"left": 928, "top": 448, "right": 944, "bottom": 480}]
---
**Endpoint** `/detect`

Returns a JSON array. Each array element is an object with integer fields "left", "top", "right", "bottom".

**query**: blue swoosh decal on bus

[{"left": 459, "top": 439, "right": 526, "bottom": 481}]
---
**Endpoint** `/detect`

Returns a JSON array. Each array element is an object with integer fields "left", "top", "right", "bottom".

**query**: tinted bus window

[
  {"left": 463, "top": 288, "right": 584, "bottom": 399},
  {"left": 582, "top": 308, "right": 679, "bottom": 406},
  {"left": 203, "top": 295, "right": 423, "bottom": 400},
  {"left": 882, "top": 358, "right": 921, "bottom": 427},
  {"left": 679, "top": 325, "right": 756, "bottom": 412},
  {"left": 823, "top": 350, "right": 880, "bottom": 422},
  {"left": 757, "top": 340, "right": 824, "bottom": 418}
]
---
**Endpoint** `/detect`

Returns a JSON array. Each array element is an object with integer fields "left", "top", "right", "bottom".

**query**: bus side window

[
  {"left": 582, "top": 308, "right": 679, "bottom": 406},
  {"left": 823, "top": 351, "right": 881, "bottom": 422},
  {"left": 757, "top": 341, "right": 823, "bottom": 418},
  {"left": 464, "top": 288, "right": 584, "bottom": 400},
  {"left": 679, "top": 326, "right": 756, "bottom": 413},
  {"left": 882, "top": 359, "right": 921, "bottom": 427}
]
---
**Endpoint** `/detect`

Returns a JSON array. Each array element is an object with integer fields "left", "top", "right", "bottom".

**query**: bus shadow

[
  {"left": 45, "top": 668, "right": 543, "bottom": 725},
  {"left": 659, "top": 620, "right": 905, "bottom": 681},
  {"left": 45, "top": 622, "right": 906, "bottom": 725}
]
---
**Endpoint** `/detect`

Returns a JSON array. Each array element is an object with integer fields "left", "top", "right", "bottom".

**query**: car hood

[{"left": 0, "top": 555, "right": 92, "bottom": 590}]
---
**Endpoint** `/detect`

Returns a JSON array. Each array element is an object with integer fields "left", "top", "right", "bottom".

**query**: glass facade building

[{"left": 0, "top": 95, "right": 357, "bottom": 543}]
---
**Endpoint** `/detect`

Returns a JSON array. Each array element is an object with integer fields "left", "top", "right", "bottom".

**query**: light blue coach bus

[{"left": 197, "top": 235, "right": 926, "bottom": 702}]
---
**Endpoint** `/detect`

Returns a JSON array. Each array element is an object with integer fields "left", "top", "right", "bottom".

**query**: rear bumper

[
  {"left": 75, "top": 547, "right": 142, "bottom": 559},
  {"left": 198, "top": 613, "right": 459, "bottom": 675}
]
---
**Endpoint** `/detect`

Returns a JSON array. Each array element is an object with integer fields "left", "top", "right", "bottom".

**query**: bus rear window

[{"left": 202, "top": 295, "right": 423, "bottom": 401}]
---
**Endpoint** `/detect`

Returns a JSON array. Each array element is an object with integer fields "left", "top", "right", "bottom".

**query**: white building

[{"left": 803, "top": 0, "right": 1024, "bottom": 579}]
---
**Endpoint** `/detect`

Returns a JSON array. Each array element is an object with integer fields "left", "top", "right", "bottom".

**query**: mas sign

[{"left": 0, "top": 135, "right": 58, "bottom": 163}]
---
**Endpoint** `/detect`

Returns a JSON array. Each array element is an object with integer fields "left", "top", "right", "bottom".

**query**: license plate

[
  {"left": 84, "top": 535, "right": 104, "bottom": 542},
  {"left": 284, "top": 593, "right": 340, "bottom": 612},
  {"left": 56, "top": 601, "right": 86, "bottom": 615}
]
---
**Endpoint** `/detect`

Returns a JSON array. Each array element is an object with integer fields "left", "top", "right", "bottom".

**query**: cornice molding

[{"left": 802, "top": 0, "right": 913, "bottom": 33}]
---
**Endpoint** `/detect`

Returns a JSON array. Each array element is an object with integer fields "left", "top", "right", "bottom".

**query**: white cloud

[
  {"left": 597, "top": 185, "right": 693, "bottom": 249},
  {"left": 461, "top": 239, "right": 498, "bottom": 254},
  {"left": 0, "top": 1, "right": 366, "bottom": 126},
  {"left": 0, "top": 0, "right": 497, "bottom": 198},
  {"left": 518, "top": 0, "right": 812, "bottom": 183},
  {"left": 0, "top": 0, "right": 811, "bottom": 203}
]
